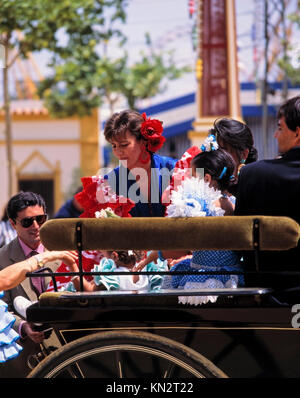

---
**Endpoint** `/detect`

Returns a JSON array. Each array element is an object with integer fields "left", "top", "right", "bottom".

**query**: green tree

[
  {"left": 41, "top": 31, "right": 191, "bottom": 116},
  {"left": 120, "top": 33, "right": 191, "bottom": 109},
  {"left": 277, "top": 2, "right": 300, "bottom": 85},
  {"left": 91, "top": 48, "right": 191, "bottom": 113},
  {"left": 0, "top": 0, "right": 127, "bottom": 196},
  {"left": 120, "top": 49, "right": 191, "bottom": 110}
]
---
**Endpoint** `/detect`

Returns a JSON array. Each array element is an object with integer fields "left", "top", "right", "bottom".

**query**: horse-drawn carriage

[{"left": 26, "top": 216, "right": 300, "bottom": 378}]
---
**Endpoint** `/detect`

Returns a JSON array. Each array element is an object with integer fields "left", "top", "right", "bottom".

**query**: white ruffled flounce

[
  {"left": 166, "top": 177, "right": 225, "bottom": 218},
  {"left": 0, "top": 293, "right": 23, "bottom": 363},
  {"left": 178, "top": 277, "right": 238, "bottom": 306}
]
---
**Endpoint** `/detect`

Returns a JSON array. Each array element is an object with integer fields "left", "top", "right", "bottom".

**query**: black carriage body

[
  {"left": 27, "top": 292, "right": 300, "bottom": 378},
  {"left": 26, "top": 217, "right": 300, "bottom": 378}
]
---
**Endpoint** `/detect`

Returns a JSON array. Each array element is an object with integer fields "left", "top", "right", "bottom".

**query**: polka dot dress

[{"left": 166, "top": 250, "right": 244, "bottom": 305}]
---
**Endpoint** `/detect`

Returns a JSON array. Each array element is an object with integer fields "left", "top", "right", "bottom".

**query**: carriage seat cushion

[{"left": 40, "top": 216, "right": 300, "bottom": 252}]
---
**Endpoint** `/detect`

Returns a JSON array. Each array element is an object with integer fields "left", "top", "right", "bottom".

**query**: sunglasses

[{"left": 17, "top": 214, "right": 48, "bottom": 228}]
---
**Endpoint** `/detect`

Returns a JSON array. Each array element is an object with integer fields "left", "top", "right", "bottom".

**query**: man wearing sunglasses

[{"left": 0, "top": 191, "right": 59, "bottom": 377}]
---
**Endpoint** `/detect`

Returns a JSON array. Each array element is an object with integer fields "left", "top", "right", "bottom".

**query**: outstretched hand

[
  {"left": 57, "top": 251, "right": 78, "bottom": 267},
  {"left": 168, "top": 254, "right": 192, "bottom": 268},
  {"left": 132, "top": 258, "right": 152, "bottom": 273},
  {"left": 39, "top": 250, "right": 78, "bottom": 269},
  {"left": 132, "top": 251, "right": 159, "bottom": 273}
]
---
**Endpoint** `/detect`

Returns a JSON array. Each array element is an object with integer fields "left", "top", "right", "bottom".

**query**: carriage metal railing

[{"left": 26, "top": 216, "right": 300, "bottom": 300}]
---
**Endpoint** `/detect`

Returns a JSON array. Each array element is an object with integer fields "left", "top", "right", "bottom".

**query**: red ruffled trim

[
  {"left": 47, "top": 176, "right": 135, "bottom": 291},
  {"left": 46, "top": 250, "right": 103, "bottom": 292},
  {"left": 162, "top": 146, "right": 202, "bottom": 206},
  {"left": 75, "top": 176, "right": 135, "bottom": 218}
]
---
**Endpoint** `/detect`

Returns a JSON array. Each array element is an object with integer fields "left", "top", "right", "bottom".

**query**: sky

[
  {"left": 99, "top": 0, "right": 261, "bottom": 105},
  {"left": 95, "top": 0, "right": 300, "bottom": 105},
  {"left": 3, "top": 0, "right": 300, "bottom": 105}
]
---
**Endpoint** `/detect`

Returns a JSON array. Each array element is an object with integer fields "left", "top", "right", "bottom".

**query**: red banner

[{"left": 201, "top": 0, "right": 229, "bottom": 116}]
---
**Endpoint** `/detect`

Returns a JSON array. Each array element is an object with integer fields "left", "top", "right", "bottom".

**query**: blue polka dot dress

[
  {"left": 0, "top": 291, "right": 23, "bottom": 363},
  {"left": 164, "top": 174, "right": 245, "bottom": 305},
  {"left": 166, "top": 250, "right": 244, "bottom": 305}
]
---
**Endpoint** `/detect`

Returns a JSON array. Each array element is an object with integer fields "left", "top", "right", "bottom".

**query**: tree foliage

[
  {"left": 0, "top": 0, "right": 128, "bottom": 196},
  {"left": 120, "top": 48, "right": 191, "bottom": 110},
  {"left": 39, "top": 33, "right": 191, "bottom": 115},
  {"left": 277, "top": 3, "right": 300, "bottom": 84},
  {"left": 0, "top": 0, "right": 191, "bottom": 197},
  {"left": 0, "top": 0, "right": 127, "bottom": 59}
]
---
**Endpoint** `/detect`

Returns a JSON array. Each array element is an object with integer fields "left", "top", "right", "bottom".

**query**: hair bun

[{"left": 246, "top": 146, "right": 258, "bottom": 164}]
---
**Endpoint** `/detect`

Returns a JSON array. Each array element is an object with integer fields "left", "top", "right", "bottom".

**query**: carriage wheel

[{"left": 28, "top": 330, "right": 227, "bottom": 378}]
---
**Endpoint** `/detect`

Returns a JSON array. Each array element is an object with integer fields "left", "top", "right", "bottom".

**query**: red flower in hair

[
  {"left": 147, "top": 136, "right": 166, "bottom": 152},
  {"left": 140, "top": 112, "right": 165, "bottom": 152}
]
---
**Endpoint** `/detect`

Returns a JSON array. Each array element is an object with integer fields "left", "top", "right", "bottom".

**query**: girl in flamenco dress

[
  {"left": 0, "top": 292, "right": 22, "bottom": 364},
  {"left": 62, "top": 245, "right": 167, "bottom": 293},
  {"left": 60, "top": 207, "right": 167, "bottom": 293},
  {"left": 136, "top": 134, "right": 244, "bottom": 305},
  {"left": 46, "top": 178, "right": 137, "bottom": 292}
]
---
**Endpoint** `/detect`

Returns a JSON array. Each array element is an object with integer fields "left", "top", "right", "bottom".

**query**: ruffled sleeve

[
  {"left": 60, "top": 281, "right": 77, "bottom": 292},
  {"left": 93, "top": 258, "right": 119, "bottom": 291},
  {"left": 146, "top": 258, "right": 168, "bottom": 291},
  {"left": 0, "top": 291, "right": 23, "bottom": 363}
]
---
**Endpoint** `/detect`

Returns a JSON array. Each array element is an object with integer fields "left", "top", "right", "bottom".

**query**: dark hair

[
  {"left": 192, "top": 148, "right": 235, "bottom": 191},
  {"left": 6, "top": 191, "right": 46, "bottom": 221},
  {"left": 111, "top": 250, "right": 144, "bottom": 267},
  {"left": 277, "top": 95, "right": 300, "bottom": 132},
  {"left": 210, "top": 118, "right": 258, "bottom": 164},
  {"left": 104, "top": 109, "right": 144, "bottom": 142}
]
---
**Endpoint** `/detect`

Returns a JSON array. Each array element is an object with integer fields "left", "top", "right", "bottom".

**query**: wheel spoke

[
  {"left": 163, "top": 363, "right": 176, "bottom": 378},
  {"left": 64, "top": 363, "right": 84, "bottom": 378},
  {"left": 28, "top": 331, "right": 226, "bottom": 378},
  {"left": 116, "top": 351, "right": 124, "bottom": 378}
]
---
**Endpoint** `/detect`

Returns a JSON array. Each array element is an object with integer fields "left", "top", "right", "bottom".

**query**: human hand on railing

[
  {"left": 131, "top": 260, "right": 147, "bottom": 273},
  {"left": 0, "top": 251, "right": 78, "bottom": 292},
  {"left": 37, "top": 250, "right": 78, "bottom": 270},
  {"left": 21, "top": 321, "right": 45, "bottom": 344},
  {"left": 168, "top": 254, "right": 192, "bottom": 268},
  {"left": 132, "top": 251, "right": 159, "bottom": 273}
]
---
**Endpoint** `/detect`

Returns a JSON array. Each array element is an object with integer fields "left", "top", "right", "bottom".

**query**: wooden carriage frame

[{"left": 26, "top": 216, "right": 300, "bottom": 378}]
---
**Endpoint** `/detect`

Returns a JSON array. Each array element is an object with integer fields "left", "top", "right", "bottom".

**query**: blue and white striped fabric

[{"left": 0, "top": 291, "right": 23, "bottom": 363}]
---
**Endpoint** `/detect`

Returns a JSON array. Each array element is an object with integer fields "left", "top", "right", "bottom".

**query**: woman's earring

[
  {"left": 138, "top": 144, "right": 151, "bottom": 164},
  {"left": 237, "top": 159, "right": 246, "bottom": 176}
]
